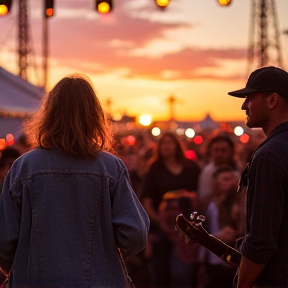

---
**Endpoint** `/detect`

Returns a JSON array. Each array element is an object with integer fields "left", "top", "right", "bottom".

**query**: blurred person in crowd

[
  {"left": 132, "top": 132, "right": 155, "bottom": 199},
  {"left": 113, "top": 133, "right": 155, "bottom": 288},
  {"left": 0, "top": 74, "right": 149, "bottom": 288},
  {"left": 198, "top": 166, "right": 240, "bottom": 288},
  {"left": 142, "top": 131, "right": 200, "bottom": 288},
  {"left": 228, "top": 66, "right": 288, "bottom": 288},
  {"left": 197, "top": 135, "right": 240, "bottom": 211},
  {"left": 158, "top": 190, "right": 199, "bottom": 288},
  {"left": 0, "top": 148, "right": 21, "bottom": 194},
  {"left": 116, "top": 132, "right": 155, "bottom": 201}
]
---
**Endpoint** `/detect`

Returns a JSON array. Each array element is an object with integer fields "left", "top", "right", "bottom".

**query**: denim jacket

[{"left": 0, "top": 148, "right": 149, "bottom": 288}]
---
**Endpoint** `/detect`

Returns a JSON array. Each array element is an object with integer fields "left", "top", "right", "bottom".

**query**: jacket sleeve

[
  {"left": 111, "top": 165, "right": 150, "bottom": 258},
  {"left": 0, "top": 172, "right": 20, "bottom": 275}
]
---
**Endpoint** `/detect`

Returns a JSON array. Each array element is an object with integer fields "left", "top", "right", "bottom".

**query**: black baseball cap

[{"left": 228, "top": 66, "right": 288, "bottom": 98}]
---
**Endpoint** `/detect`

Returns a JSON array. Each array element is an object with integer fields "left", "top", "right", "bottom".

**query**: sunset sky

[{"left": 1, "top": 0, "right": 288, "bottom": 122}]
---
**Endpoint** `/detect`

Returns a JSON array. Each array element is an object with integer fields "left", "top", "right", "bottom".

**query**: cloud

[
  {"left": 44, "top": 0, "right": 247, "bottom": 81},
  {"left": 51, "top": 44, "right": 247, "bottom": 81},
  {"left": 2, "top": 0, "right": 248, "bottom": 83}
]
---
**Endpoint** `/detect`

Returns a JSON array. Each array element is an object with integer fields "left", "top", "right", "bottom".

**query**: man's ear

[{"left": 267, "top": 93, "right": 279, "bottom": 109}]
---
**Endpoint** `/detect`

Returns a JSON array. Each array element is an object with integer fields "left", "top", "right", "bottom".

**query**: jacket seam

[{"left": 8, "top": 171, "right": 118, "bottom": 189}]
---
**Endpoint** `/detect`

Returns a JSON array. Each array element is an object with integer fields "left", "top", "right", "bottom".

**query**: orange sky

[{"left": 1, "top": 0, "right": 288, "bottom": 122}]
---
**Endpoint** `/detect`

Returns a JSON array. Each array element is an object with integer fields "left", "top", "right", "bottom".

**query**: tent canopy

[
  {"left": 0, "top": 67, "right": 45, "bottom": 138},
  {"left": 0, "top": 66, "right": 45, "bottom": 113}
]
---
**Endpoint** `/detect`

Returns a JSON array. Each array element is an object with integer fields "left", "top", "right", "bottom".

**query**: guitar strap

[{"left": 118, "top": 250, "right": 135, "bottom": 288}]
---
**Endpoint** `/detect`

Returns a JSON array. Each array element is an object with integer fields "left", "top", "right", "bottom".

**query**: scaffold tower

[
  {"left": 18, "top": 0, "right": 29, "bottom": 80},
  {"left": 247, "top": 0, "right": 283, "bottom": 73}
]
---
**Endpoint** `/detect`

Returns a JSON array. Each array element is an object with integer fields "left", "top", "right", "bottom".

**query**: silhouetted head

[{"left": 23, "top": 74, "right": 111, "bottom": 157}]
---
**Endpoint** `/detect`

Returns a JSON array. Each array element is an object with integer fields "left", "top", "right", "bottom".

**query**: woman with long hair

[
  {"left": 142, "top": 131, "right": 200, "bottom": 288},
  {"left": 0, "top": 75, "right": 149, "bottom": 288}
]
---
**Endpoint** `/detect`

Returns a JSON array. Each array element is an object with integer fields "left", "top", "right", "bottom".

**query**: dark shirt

[
  {"left": 239, "top": 122, "right": 288, "bottom": 287},
  {"left": 142, "top": 159, "right": 200, "bottom": 211}
]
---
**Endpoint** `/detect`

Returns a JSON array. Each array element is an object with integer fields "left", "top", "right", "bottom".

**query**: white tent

[
  {"left": 0, "top": 66, "right": 45, "bottom": 138},
  {"left": 199, "top": 113, "right": 219, "bottom": 130}
]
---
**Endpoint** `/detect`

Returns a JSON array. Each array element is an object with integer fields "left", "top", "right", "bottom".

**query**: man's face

[
  {"left": 241, "top": 92, "right": 269, "bottom": 129},
  {"left": 210, "top": 141, "right": 233, "bottom": 166}
]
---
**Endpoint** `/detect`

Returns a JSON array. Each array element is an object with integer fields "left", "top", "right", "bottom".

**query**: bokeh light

[
  {"left": 240, "top": 133, "right": 250, "bottom": 143},
  {"left": 126, "top": 135, "right": 136, "bottom": 146},
  {"left": 176, "top": 128, "right": 185, "bottom": 136},
  {"left": 151, "top": 127, "right": 161, "bottom": 136},
  {"left": 194, "top": 136, "right": 203, "bottom": 145},
  {"left": 6, "top": 134, "right": 15, "bottom": 146},
  {"left": 0, "top": 138, "right": 6, "bottom": 150},
  {"left": 234, "top": 126, "right": 244, "bottom": 136},
  {"left": 185, "top": 128, "right": 195, "bottom": 138},
  {"left": 139, "top": 114, "right": 152, "bottom": 126},
  {"left": 185, "top": 150, "right": 197, "bottom": 161}
]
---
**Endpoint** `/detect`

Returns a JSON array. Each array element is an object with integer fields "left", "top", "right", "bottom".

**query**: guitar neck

[
  {"left": 175, "top": 214, "right": 242, "bottom": 267},
  {"left": 201, "top": 233, "right": 241, "bottom": 267}
]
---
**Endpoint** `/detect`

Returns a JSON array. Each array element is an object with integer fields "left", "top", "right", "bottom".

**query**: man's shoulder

[
  {"left": 257, "top": 134, "right": 288, "bottom": 155},
  {"left": 253, "top": 135, "right": 288, "bottom": 171}
]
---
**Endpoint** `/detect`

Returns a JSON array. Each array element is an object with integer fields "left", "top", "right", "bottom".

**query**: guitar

[{"left": 174, "top": 212, "right": 242, "bottom": 267}]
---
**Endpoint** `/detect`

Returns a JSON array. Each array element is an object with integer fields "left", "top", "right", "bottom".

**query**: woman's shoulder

[{"left": 99, "top": 150, "right": 124, "bottom": 163}]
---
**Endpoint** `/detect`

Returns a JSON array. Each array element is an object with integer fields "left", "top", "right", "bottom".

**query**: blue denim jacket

[{"left": 0, "top": 148, "right": 149, "bottom": 288}]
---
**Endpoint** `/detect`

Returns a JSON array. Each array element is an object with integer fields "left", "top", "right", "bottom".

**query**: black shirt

[{"left": 142, "top": 159, "right": 200, "bottom": 211}]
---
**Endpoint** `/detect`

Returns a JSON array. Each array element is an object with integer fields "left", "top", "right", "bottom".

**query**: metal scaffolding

[
  {"left": 18, "top": 0, "right": 29, "bottom": 80},
  {"left": 247, "top": 0, "right": 283, "bottom": 73}
]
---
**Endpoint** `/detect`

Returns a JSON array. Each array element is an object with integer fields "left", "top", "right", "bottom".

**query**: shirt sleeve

[
  {"left": 111, "top": 164, "right": 150, "bottom": 258},
  {"left": 240, "top": 153, "right": 284, "bottom": 264}
]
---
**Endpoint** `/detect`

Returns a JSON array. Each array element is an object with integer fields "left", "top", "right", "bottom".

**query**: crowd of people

[
  {"left": 0, "top": 127, "right": 253, "bottom": 288},
  {"left": 1, "top": 65, "right": 288, "bottom": 288},
  {"left": 113, "top": 130, "right": 255, "bottom": 288}
]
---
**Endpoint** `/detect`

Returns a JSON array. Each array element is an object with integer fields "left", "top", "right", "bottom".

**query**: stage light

[
  {"left": 155, "top": 0, "right": 170, "bottom": 9},
  {"left": 217, "top": 0, "right": 232, "bottom": 6},
  {"left": 96, "top": 0, "right": 113, "bottom": 14},
  {"left": 45, "top": 0, "right": 54, "bottom": 18},
  {"left": 0, "top": 0, "right": 12, "bottom": 16}
]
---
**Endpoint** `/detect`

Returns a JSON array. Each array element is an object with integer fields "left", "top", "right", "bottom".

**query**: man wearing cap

[{"left": 228, "top": 66, "right": 288, "bottom": 288}]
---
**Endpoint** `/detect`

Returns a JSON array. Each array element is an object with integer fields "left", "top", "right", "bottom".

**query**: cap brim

[{"left": 228, "top": 87, "right": 258, "bottom": 98}]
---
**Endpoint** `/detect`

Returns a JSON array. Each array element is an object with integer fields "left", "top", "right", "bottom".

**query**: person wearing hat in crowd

[{"left": 228, "top": 66, "right": 288, "bottom": 288}]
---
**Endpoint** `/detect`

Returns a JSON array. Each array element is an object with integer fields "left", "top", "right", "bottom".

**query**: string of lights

[{"left": 0, "top": 0, "right": 233, "bottom": 17}]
